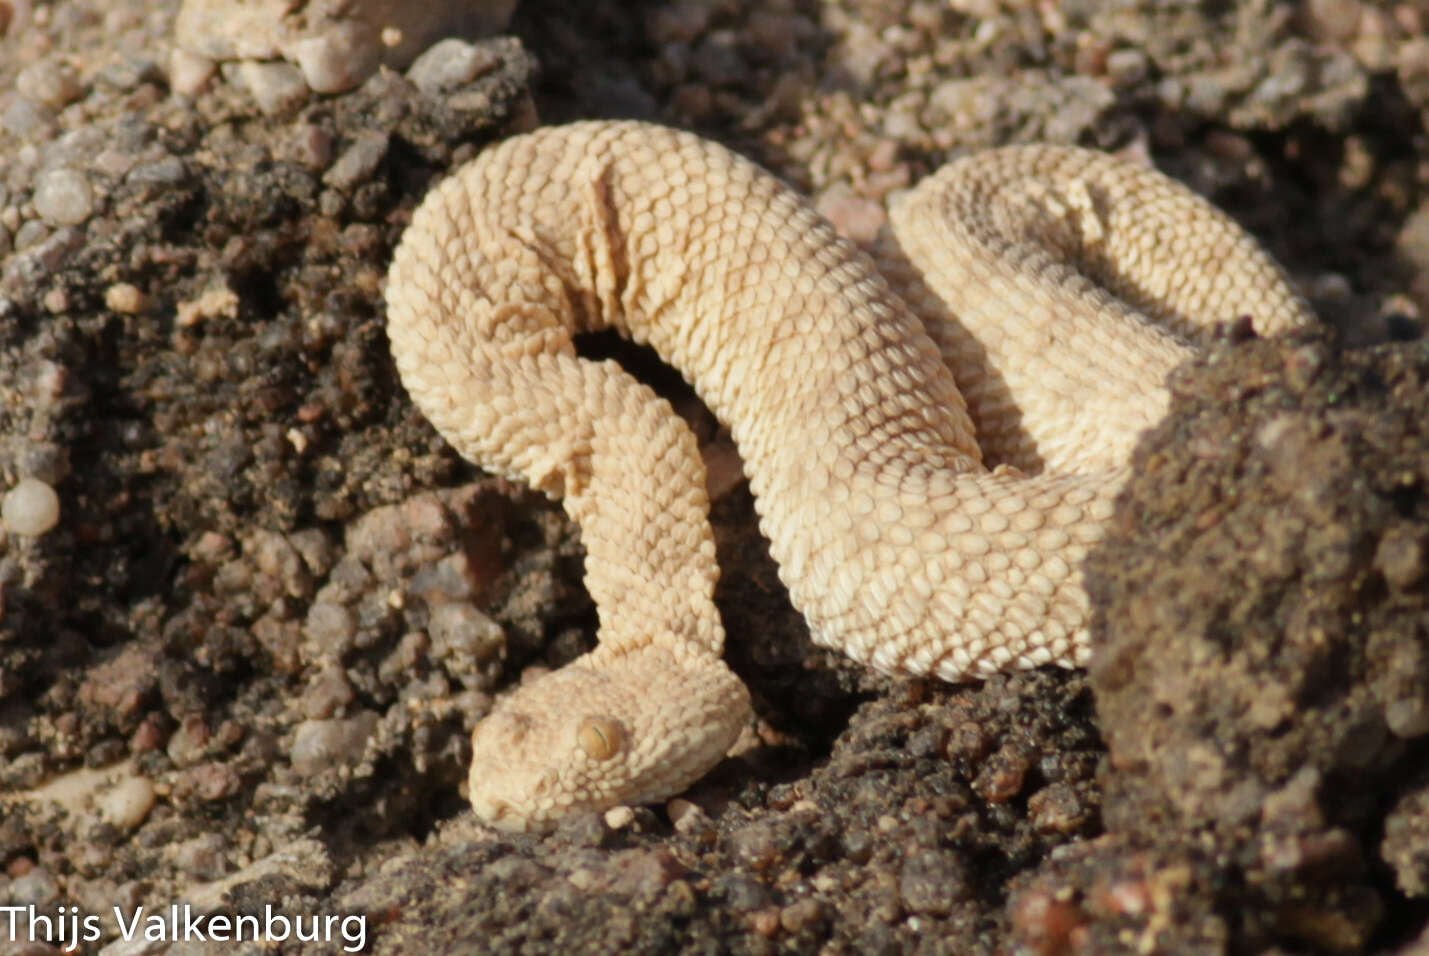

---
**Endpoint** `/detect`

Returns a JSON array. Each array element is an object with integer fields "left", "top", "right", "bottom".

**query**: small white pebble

[
  {"left": 3, "top": 477, "right": 60, "bottom": 536},
  {"left": 666, "top": 797, "right": 707, "bottom": 832},
  {"left": 97, "top": 774, "right": 156, "bottom": 831},
  {"left": 603, "top": 805, "right": 636, "bottom": 830},
  {"left": 33, "top": 168, "right": 94, "bottom": 226},
  {"left": 104, "top": 282, "right": 147, "bottom": 314}
]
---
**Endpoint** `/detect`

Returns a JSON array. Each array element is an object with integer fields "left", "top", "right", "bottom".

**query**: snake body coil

[{"left": 384, "top": 121, "right": 1311, "bottom": 831}]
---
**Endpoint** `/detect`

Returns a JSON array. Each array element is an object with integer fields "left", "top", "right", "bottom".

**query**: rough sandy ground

[{"left": 0, "top": 0, "right": 1427, "bottom": 953}]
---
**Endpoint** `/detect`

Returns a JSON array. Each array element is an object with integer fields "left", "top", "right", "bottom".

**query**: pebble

[
  {"left": 171, "top": 833, "right": 227, "bottom": 880},
  {"left": 1305, "top": 0, "right": 1364, "bottom": 43},
  {"left": 323, "top": 129, "right": 391, "bottom": 191},
  {"left": 96, "top": 774, "right": 156, "bottom": 831},
  {"left": 1027, "top": 782, "right": 1089, "bottom": 833},
  {"left": 1385, "top": 695, "right": 1429, "bottom": 739},
  {"left": 292, "top": 21, "right": 382, "bottom": 94},
  {"left": 779, "top": 898, "right": 828, "bottom": 934},
  {"left": 32, "top": 168, "right": 94, "bottom": 226},
  {"left": 16, "top": 58, "right": 83, "bottom": 110},
  {"left": 408, "top": 551, "right": 477, "bottom": 603},
  {"left": 647, "top": 2, "right": 712, "bottom": 45},
  {"left": 5, "top": 228, "right": 82, "bottom": 292},
  {"left": 1105, "top": 48, "right": 1149, "bottom": 86},
  {"left": 173, "top": 761, "right": 242, "bottom": 802},
  {"left": 973, "top": 741, "right": 1032, "bottom": 803},
  {"left": 727, "top": 822, "right": 782, "bottom": 871},
  {"left": 305, "top": 600, "right": 358, "bottom": 654},
  {"left": 691, "top": 30, "right": 746, "bottom": 86},
  {"left": 174, "top": 283, "right": 238, "bottom": 327},
  {"left": 96, "top": 56, "right": 161, "bottom": 91},
  {"left": 2, "top": 477, "right": 60, "bottom": 536},
  {"left": 603, "top": 805, "right": 636, "bottom": 829},
  {"left": 8, "top": 867, "right": 60, "bottom": 906},
  {"left": 234, "top": 59, "right": 309, "bottom": 115},
  {"left": 1375, "top": 523, "right": 1427, "bottom": 593},
  {"left": 166, "top": 715, "right": 211, "bottom": 768},
  {"left": 168, "top": 47, "right": 217, "bottom": 95},
  {"left": 246, "top": 528, "right": 312, "bottom": 599},
  {"left": 301, "top": 663, "right": 356, "bottom": 719},
  {"left": 347, "top": 493, "right": 453, "bottom": 576},
  {"left": 11, "top": 219, "right": 47, "bottom": 251},
  {"left": 816, "top": 191, "right": 887, "bottom": 244},
  {"left": 288, "top": 527, "right": 337, "bottom": 578},
  {"left": 427, "top": 601, "right": 505, "bottom": 678},
  {"left": 289, "top": 712, "right": 378, "bottom": 776},
  {"left": 750, "top": 908, "right": 781, "bottom": 938},
  {"left": 92, "top": 147, "right": 137, "bottom": 179},
  {"left": 285, "top": 123, "right": 334, "bottom": 169},
  {"left": 1, "top": 96, "right": 54, "bottom": 139},
  {"left": 666, "top": 798, "right": 708, "bottom": 833},
  {"left": 104, "top": 282, "right": 147, "bottom": 313},
  {"left": 899, "top": 849, "right": 972, "bottom": 915},
  {"left": 125, "top": 156, "right": 187, "bottom": 188},
  {"left": 1010, "top": 888, "right": 1089, "bottom": 953},
  {"left": 407, "top": 38, "right": 499, "bottom": 95},
  {"left": 599, "top": 848, "right": 684, "bottom": 898}
]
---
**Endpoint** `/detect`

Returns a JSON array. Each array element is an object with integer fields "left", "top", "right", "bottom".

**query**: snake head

[{"left": 467, "top": 644, "right": 751, "bottom": 832}]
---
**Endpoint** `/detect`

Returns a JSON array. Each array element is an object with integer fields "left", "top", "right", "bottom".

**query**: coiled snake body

[{"left": 384, "top": 120, "right": 1311, "bottom": 831}]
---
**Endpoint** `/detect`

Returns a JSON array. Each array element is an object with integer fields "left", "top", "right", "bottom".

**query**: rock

[
  {"left": 1, "top": 96, "right": 53, "bottom": 139},
  {"left": 291, "top": 20, "right": 382, "bottom": 94},
  {"left": 170, "top": 833, "right": 227, "bottom": 879},
  {"left": 16, "top": 58, "right": 83, "bottom": 109},
  {"left": 96, "top": 774, "right": 156, "bottom": 832},
  {"left": 816, "top": 189, "right": 886, "bottom": 244},
  {"left": 32, "top": 168, "right": 94, "bottom": 226},
  {"left": 305, "top": 600, "right": 358, "bottom": 654},
  {"left": 407, "top": 38, "right": 500, "bottom": 96},
  {"left": 427, "top": 601, "right": 505, "bottom": 683},
  {"left": 104, "top": 282, "right": 148, "bottom": 314},
  {"left": 289, "top": 712, "right": 378, "bottom": 776},
  {"left": 300, "top": 663, "right": 356, "bottom": 719},
  {"left": 322, "top": 130, "right": 391, "bottom": 191},
  {"left": 2, "top": 477, "right": 60, "bottom": 535},
  {"left": 8, "top": 866, "right": 60, "bottom": 906},
  {"left": 173, "top": 0, "right": 519, "bottom": 94},
  {"left": 900, "top": 849, "right": 972, "bottom": 915},
  {"left": 1087, "top": 329, "right": 1429, "bottom": 950},
  {"left": 168, "top": 47, "right": 217, "bottom": 95},
  {"left": 233, "top": 59, "right": 309, "bottom": 115}
]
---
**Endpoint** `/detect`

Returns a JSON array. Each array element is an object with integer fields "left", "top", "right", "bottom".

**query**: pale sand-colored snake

[{"left": 384, "top": 120, "right": 1311, "bottom": 831}]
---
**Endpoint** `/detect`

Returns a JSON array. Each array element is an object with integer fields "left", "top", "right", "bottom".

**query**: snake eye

[{"left": 577, "top": 717, "right": 624, "bottom": 760}]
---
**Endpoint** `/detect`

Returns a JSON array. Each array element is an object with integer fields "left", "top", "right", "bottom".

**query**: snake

[{"left": 382, "top": 120, "right": 1312, "bottom": 832}]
